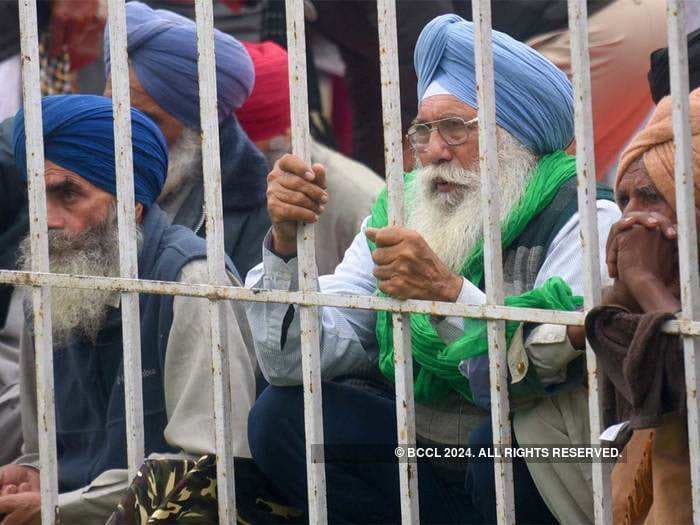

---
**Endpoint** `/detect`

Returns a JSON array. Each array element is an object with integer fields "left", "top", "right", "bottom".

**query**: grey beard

[
  {"left": 18, "top": 205, "right": 143, "bottom": 346},
  {"left": 407, "top": 130, "right": 537, "bottom": 274},
  {"left": 158, "top": 127, "right": 202, "bottom": 204}
]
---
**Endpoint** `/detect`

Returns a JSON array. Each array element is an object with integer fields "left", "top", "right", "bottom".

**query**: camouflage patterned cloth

[{"left": 106, "top": 455, "right": 305, "bottom": 525}]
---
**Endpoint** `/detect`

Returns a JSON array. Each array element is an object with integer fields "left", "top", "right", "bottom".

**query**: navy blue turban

[
  {"left": 13, "top": 95, "right": 168, "bottom": 207},
  {"left": 105, "top": 1, "right": 254, "bottom": 130},
  {"left": 415, "top": 14, "right": 574, "bottom": 156}
]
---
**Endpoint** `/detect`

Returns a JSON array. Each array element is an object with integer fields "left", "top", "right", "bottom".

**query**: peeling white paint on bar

[
  {"left": 376, "top": 1, "right": 419, "bottom": 522},
  {"left": 106, "top": 0, "right": 146, "bottom": 481},
  {"left": 471, "top": 2, "right": 515, "bottom": 523},
  {"left": 566, "top": 1, "right": 611, "bottom": 523},
  {"left": 283, "top": 1, "right": 328, "bottom": 523},
  {"left": 666, "top": 1, "right": 700, "bottom": 522},
  {"left": 193, "top": 1, "right": 238, "bottom": 523},
  {"left": 17, "top": 1, "right": 59, "bottom": 523},
  {"left": 3, "top": 270, "right": 700, "bottom": 336}
]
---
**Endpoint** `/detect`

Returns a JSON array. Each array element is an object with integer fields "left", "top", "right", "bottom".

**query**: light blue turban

[
  {"left": 13, "top": 95, "right": 168, "bottom": 207},
  {"left": 415, "top": 14, "right": 574, "bottom": 156},
  {"left": 104, "top": 1, "right": 254, "bottom": 130}
]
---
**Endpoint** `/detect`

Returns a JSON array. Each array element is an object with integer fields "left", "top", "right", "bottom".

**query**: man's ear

[{"left": 135, "top": 202, "right": 144, "bottom": 224}]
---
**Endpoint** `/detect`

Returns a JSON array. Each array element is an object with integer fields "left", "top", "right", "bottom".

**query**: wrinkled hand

[
  {"left": 0, "top": 491, "right": 40, "bottom": 525},
  {"left": 602, "top": 282, "right": 641, "bottom": 312},
  {"left": 267, "top": 154, "right": 328, "bottom": 257},
  {"left": 49, "top": 0, "right": 105, "bottom": 68},
  {"left": 365, "top": 226, "right": 463, "bottom": 301},
  {"left": 0, "top": 467, "right": 39, "bottom": 495},
  {"left": 607, "top": 223, "right": 679, "bottom": 287},
  {"left": 606, "top": 211, "right": 677, "bottom": 279}
]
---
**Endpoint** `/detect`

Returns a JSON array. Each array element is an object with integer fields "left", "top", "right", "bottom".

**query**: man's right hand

[
  {"left": 0, "top": 466, "right": 39, "bottom": 495},
  {"left": 266, "top": 154, "right": 328, "bottom": 257}
]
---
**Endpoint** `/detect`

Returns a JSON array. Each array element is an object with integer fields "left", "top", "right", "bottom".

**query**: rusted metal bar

[
  {"left": 284, "top": 0, "right": 327, "bottom": 522},
  {"left": 17, "top": 0, "right": 59, "bottom": 523},
  {"left": 471, "top": 1, "right": 514, "bottom": 523},
  {"left": 193, "top": 0, "right": 239, "bottom": 523},
  {"left": 376, "top": 0, "right": 419, "bottom": 522},
  {"left": 106, "top": 0, "right": 145, "bottom": 481},
  {"left": 666, "top": 1, "right": 700, "bottom": 522},
  {"left": 567, "top": 0, "right": 611, "bottom": 522},
  {"left": 3, "top": 270, "right": 699, "bottom": 336}
]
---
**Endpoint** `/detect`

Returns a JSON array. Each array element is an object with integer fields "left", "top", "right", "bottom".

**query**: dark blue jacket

[{"left": 51, "top": 205, "right": 236, "bottom": 493}]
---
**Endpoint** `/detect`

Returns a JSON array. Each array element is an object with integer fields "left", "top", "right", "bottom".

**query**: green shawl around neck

[{"left": 366, "top": 150, "right": 584, "bottom": 404}]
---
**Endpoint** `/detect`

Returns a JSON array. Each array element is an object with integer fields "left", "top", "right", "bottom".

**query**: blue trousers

[
  {"left": 249, "top": 383, "right": 483, "bottom": 524},
  {"left": 465, "top": 419, "right": 556, "bottom": 524}
]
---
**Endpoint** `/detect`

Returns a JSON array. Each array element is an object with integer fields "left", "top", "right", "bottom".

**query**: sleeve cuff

[
  {"left": 262, "top": 229, "right": 300, "bottom": 290},
  {"left": 432, "top": 278, "right": 486, "bottom": 344}
]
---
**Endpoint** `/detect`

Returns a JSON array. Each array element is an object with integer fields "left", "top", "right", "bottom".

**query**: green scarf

[{"left": 367, "top": 150, "right": 584, "bottom": 403}]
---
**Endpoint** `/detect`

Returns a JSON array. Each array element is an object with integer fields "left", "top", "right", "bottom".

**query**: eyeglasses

[{"left": 406, "top": 116, "right": 479, "bottom": 151}]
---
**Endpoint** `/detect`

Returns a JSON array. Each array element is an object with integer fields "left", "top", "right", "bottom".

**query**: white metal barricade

[{"left": 4, "top": 0, "right": 700, "bottom": 524}]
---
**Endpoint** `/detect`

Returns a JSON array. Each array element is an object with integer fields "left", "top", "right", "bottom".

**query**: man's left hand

[
  {"left": 365, "top": 226, "right": 463, "bottom": 301},
  {"left": 0, "top": 491, "right": 41, "bottom": 525}
]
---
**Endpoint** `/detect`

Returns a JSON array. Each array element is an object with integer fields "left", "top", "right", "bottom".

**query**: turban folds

[
  {"left": 236, "top": 41, "right": 291, "bottom": 142},
  {"left": 13, "top": 94, "right": 168, "bottom": 207},
  {"left": 414, "top": 14, "right": 574, "bottom": 156},
  {"left": 104, "top": 1, "right": 254, "bottom": 130},
  {"left": 616, "top": 88, "right": 700, "bottom": 213}
]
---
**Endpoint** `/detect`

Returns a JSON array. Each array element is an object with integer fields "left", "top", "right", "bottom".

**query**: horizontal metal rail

[{"left": 2, "top": 270, "right": 698, "bottom": 335}]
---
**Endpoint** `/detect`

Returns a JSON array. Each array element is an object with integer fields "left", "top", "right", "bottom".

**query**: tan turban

[{"left": 615, "top": 87, "right": 700, "bottom": 212}]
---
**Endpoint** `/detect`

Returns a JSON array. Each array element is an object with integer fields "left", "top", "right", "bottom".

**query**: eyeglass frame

[{"left": 406, "top": 116, "right": 479, "bottom": 151}]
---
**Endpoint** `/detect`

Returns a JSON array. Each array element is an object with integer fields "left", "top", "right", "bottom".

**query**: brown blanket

[{"left": 584, "top": 306, "right": 684, "bottom": 429}]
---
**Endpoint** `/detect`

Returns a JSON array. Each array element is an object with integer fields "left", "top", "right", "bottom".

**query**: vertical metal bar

[
  {"left": 193, "top": 1, "right": 237, "bottom": 523},
  {"left": 667, "top": 1, "right": 700, "bottom": 522},
  {"left": 284, "top": 1, "right": 327, "bottom": 522},
  {"left": 471, "top": 2, "right": 514, "bottom": 523},
  {"left": 567, "top": 1, "right": 611, "bottom": 523},
  {"left": 376, "top": 1, "right": 419, "bottom": 523},
  {"left": 17, "top": 0, "right": 59, "bottom": 522},
  {"left": 106, "top": 0, "right": 145, "bottom": 480}
]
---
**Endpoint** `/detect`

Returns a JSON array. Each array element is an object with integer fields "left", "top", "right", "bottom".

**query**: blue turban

[
  {"left": 415, "top": 14, "right": 574, "bottom": 156},
  {"left": 104, "top": 1, "right": 254, "bottom": 130},
  {"left": 13, "top": 95, "right": 168, "bottom": 207}
]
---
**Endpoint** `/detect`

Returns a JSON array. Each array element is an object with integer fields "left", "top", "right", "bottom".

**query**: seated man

[
  {"left": 245, "top": 14, "right": 619, "bottom": 524},
  {"left": 0, "top": 95, "right": 256, "bottom": 525},
  {"left": 104, "top": 1, "right": 270, "bottom": 279},
  {"left": 583, "top": 89, "right": 700, "bottom": 524},
  {"left": 236, "top": 40, "right": 385, "bottom": 275}
]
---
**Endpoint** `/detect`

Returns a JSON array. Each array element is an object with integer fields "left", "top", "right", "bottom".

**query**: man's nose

[
  {"left": 423, "top": 129, "right": 453, "bottom": 164},
  {"left": 46, "top": 201, "right": 64, "bottom": 230}
]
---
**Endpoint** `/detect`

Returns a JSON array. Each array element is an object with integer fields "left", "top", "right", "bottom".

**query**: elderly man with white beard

[
  {"left": 245, "top": 14, "right": 620, "bottom": 525},
  {"left": 103, "top": 1, "right": 270, "bottom": 279},
  {"left": 0, "top": 95, "right": 256, "bottom": 525}
]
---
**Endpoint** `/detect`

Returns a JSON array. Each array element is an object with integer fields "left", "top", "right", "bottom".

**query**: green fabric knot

[{"left": 367, "top": 150, "right": 584, "bottom": 404}]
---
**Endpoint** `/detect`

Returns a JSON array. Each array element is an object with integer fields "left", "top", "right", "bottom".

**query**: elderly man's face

[
  {"left": 616, "top": 158, "right": 676, "bottom": 221},
  {"left": 45, "top": 160, "right": 144, "bottom": 236},
  {"left": 414, "top": 95, "right": 479, "bottom": 174},
  {"left": 45, "top": 161, "right": 117, "bottom": 236},
  {"left": 104, "top": 68, "right": 184, "bottom": 146}
]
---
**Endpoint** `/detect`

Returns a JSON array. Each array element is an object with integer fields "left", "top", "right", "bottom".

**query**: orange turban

[{"left": 615, "top": 87, "right": 700, "bottom": 212}]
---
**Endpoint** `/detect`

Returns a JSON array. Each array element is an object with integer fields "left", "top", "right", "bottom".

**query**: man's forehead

[
  {"left": 44, "top": 162, "right": 95, "bottom": 190},
  {"left": 416, "top": 95, "right": 477, "bottom": 121},
  {"left": 619, "top": 157, "right": 654, "bottom": 189}
]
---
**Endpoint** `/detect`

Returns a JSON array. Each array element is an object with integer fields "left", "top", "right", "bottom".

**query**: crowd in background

[{"left": 0, "top": 1, "right": 698, "bottom": 524}]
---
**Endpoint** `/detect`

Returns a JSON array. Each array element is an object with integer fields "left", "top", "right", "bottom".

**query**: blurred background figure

[
  {"left": 238, "top": 40, "right": 384, "bottom": 275},
  {"left": 104, "top": 1, "right": 270, "bottom": 279}
]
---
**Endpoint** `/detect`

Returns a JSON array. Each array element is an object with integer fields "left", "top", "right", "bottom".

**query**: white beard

[
  {"left": 157, "top": 127, "right": 202, "bottom": 203},
  {"left": 406, "top": 130, "right": 537, "bottom": 274},
  {"left": 18, "top": 205, "right": 143, "bottom": 346}
]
